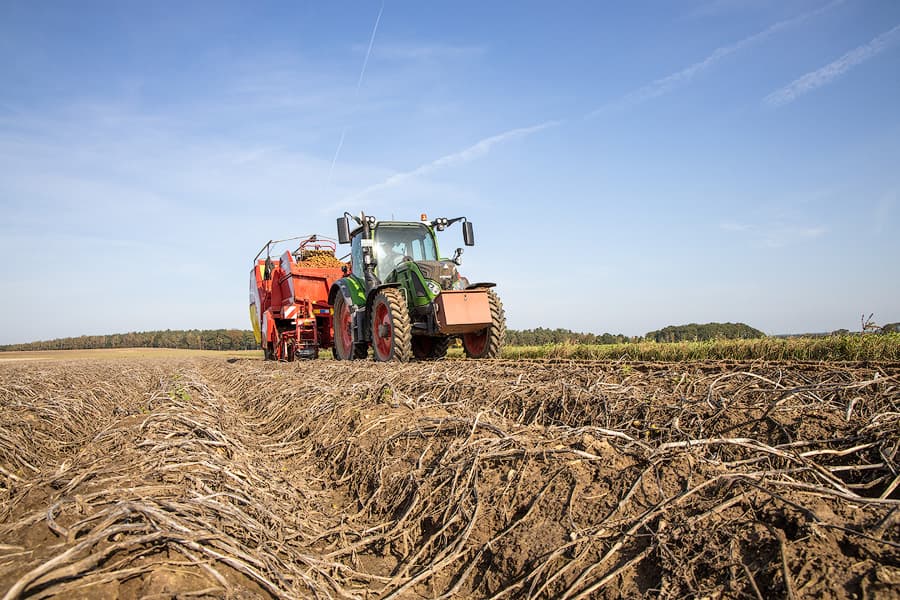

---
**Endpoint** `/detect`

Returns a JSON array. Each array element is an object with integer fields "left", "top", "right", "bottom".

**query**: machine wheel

[
  {"left": 462, "top": 289, "right": 506, "bottom": 359},
  {"left": 333, "top": 294, "right": 367, "bottom": 360},
  {"left": 412, "top": 336, "right": 450, "bottom": 360},
  {"left": 371, "top": 288, "right": 412, "bottom": 362},
  {"left": 263, "top": 343, "right": 275, "bottom": 361}
]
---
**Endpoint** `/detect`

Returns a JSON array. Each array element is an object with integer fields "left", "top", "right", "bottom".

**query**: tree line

[
  {"left": 505, "top": 328, "right": 632, "bottom": 346},
  {"left": 6, "top": 321, "right": 893, "bottom": 353},
  {"left": 3, "top": 327, "right": 632, "bottom": 351},
  {"left": 644, "top": 322, "right": 766, "bottom": 342},
  {"left": 0, "top": 323, "right": 761, "bottom": 352},
  {"left": 508, "top": 323, "right": 768, "bottom": 345},
  {"left": 0, "top": 329, "right": 257, "bottom": 352}
]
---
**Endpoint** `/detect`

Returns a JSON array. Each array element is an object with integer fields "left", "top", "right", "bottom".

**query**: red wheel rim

[
  {"left": 338, "top": 300, "right": 353, "bottom": 355},
  {"left": 463, "top": 329, "right": 488, "bottom": 356},
  {"left": 373, "top": 301, "right": 392, "bottom": 359}
]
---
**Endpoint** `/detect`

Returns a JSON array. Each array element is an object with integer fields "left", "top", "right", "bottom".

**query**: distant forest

[
  {"left": 505, "top": 328, "right": 631, "bottom": 345},
  {"left": 1, "top": 322, "right": 758, "bottom": 352},
  {"left": 644, "top": 322, "right": 765, "bottom": 342},
  {"left": 0, "top": 330, "right": 257, "bottom": 352},
  {"left": 2, "top": 321, "right": 894, "bottom": 352}
]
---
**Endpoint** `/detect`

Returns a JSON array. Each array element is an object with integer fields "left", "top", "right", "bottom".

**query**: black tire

[
  {"left": 462, "top": 289, "right": 505, "bottom": 359},
  {"left": 370, "top": 288, "right": 412, "bottom": 362},
  {"left": 333, "top": 294, "right": 368, "bottom": 360},
  {"left": 412, "top": 336, "right": 450, "bottom": 360},
  {"left": 263, "top": 343, "right": 275, "bottom": 361}
]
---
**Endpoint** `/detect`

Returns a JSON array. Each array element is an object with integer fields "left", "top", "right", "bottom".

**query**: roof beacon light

[{"left": 421, "top": 213, "right": 428, "bottom": 221}]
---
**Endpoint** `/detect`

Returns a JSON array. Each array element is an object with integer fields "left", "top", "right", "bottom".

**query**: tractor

[{"left": 330, "top": 212, "right": 505, "bottom": 361}]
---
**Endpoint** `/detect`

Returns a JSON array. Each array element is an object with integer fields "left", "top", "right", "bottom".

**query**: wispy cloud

[
  {"left": 588, "top": 0, "right": 843, "bottom": 116},
  {"left": 761, "top": 224, "right": 827, "bottom": 248},
  {"left": 721, "top": 220, "right": 827, "bottom": 247},
  {"left": 764, "top": 23, "right": 900, "bottom": 107},
  {"left": 719, "top": 221, "right": 752, "bottom": 232},
  {"left": 344, "top": 120, "right": 562, "bottom": 204}
]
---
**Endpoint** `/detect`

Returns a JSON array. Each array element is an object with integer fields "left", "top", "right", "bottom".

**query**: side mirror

[
  {"left": 337, "top": 216, "right": 351, "bottom": 244},
  {"left": 462, "top": 221, "right": 475, "bottom": 246},
  {"left": 452, "top": 247, "right": 464, "bottom": 265}
]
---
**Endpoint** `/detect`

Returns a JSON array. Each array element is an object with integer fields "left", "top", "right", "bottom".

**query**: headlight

[{"left": 426, "top": 280, "right": 441, "bottom": 296}]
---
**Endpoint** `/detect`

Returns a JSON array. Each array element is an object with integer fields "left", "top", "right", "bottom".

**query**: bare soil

[{"left": 1, "top": 357, "right": 898, "bottom": 599}]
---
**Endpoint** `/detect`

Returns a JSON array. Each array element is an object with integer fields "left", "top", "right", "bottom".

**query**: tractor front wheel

[
  {"left": 462, "top": 289, "right": 506, "bottom": 359},
  {"left": 371, "top": 288, "right": 412, "bottom": 362},
  {"left": 333, "top": 294, "right": 367, "bottom": 360}
]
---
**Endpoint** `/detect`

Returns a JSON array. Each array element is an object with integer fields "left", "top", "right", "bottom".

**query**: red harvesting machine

[{"left": 249, "top": 236, "right": 346, "bottom": 360}]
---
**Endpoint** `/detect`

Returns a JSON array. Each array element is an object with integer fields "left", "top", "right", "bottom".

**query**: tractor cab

[
  {"left": 348, "top": 221, "right": 440, "bottom": 282},
  {"left": 372, "top": 222, "right": 438, "bottom": 279}
]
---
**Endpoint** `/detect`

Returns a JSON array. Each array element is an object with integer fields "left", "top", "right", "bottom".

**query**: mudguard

[
  {"left": 330, "top": 276, "right": 370, "bottom": 344},
  {"left": 329, "top": 276, "right": 366, "bottom": 308}
]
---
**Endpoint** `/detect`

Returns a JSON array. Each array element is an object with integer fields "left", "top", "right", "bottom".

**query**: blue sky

[{"left": 1, "top": 0, "right": 898, "bottom": 344}]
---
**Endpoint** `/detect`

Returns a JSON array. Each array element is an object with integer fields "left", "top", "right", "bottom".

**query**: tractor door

[{"left": 350, "top": 233, "right": 365, "bottom": 281}]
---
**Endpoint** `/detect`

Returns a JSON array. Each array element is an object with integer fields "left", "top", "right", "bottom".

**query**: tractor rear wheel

[
  {"left": 412, "top": 336, "right": 450, "bottom": 360},
  {"left": 333, "top": 294, "right": 367, "bottom": 360},
  {"left": 462, "top": 289, "right": 505, "bottom": 359},
  {"left": 371, "top": 288, "right": 412, "bottom": 362}
]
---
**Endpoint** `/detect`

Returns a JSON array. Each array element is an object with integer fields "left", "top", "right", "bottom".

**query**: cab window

[{"left": 374, "top": 223, "right": 437, "bottom": 277}]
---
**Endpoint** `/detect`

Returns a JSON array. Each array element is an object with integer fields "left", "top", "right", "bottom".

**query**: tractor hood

[{"left": 413, "top": 260, "right": 467, "bottom": 291}]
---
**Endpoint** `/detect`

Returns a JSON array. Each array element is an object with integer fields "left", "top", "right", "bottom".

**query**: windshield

[{"left": 373, "top": 223, "right": 438, "bottom": 277}]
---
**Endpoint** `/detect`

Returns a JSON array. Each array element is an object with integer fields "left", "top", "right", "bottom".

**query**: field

[{"left": 1, "top": 355, "right": 898, "bottom": 599}]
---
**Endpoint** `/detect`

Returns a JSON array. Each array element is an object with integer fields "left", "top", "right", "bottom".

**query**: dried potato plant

[{"left": 1, "top": 357, "right": 898, "bottom": 599}]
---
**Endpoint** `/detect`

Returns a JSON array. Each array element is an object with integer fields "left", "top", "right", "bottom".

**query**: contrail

[
  {"left": 328, "top": 126, "right": 348, "bottom": 181},
  {"left": 765, "top": 23, "right": 900, "bottom": 107},
  {"left": 357, "top": 1, "right": 385, "bottom": 93},
  {"left": 329, "top": 1, "right": 384, "bottom": 181},
  {"left": 587, "top": 0, "right": 844, "bottom": 117},
  {"left": 344, "top": 120, "right": 562, "bottom": 204}
]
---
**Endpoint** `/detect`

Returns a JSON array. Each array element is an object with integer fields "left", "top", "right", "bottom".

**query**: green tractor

[{"left": 330, "top": 212, "right": 505, "bottom": 361}]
